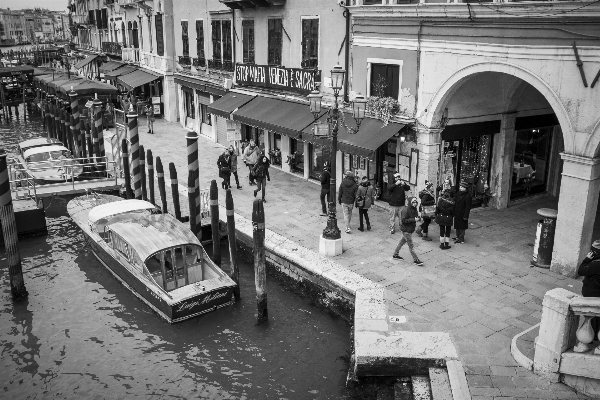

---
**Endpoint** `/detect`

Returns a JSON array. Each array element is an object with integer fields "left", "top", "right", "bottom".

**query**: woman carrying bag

[
  {"left": 435, "top": 189, "right": 455, "bottom": 250},
  {"left": 356, "top": 176, "right": 375, "bottom": 232},
  {"left": 416, "top": 180, "right": 436, "bottom": 241},
  {"left": 217, "top": 149, "right": 232, "bottom": 189}
]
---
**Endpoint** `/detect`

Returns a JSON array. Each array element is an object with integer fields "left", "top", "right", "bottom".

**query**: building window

[
  {"left": 184, "top": 91, "right": 195, "bottom": 119},
  {"left": 181, "top": 20, "right": 189, "bottom": 56},
  {"left": 200, "top": 104, "right": 212, "bottom": 126},
  {"left": 121, "top": 21, "right": 126, "bottom": 47},
  {"left": 242, "top": 20, "right": 254, "bottom": 64},
  {"left": 267, "top": 19, "right": 282, "bottom": 66},
  {"left": 127, "top": 21, "right": 132, "bottom": 47},
  {"left": 211, "top": 19, "right": 232, "bottom": 64},
  {"left": 155, "top": 14, "right": 164, "bottom": 56},
  {"left": 196, "top": 20, "right": 204, "bottom": 60},
  {"left": 301, "top": 17, "right": 319, "bottom": 69},
  {"left": 370, "top": 63, "right": 400, "bottom": 100},
  {"left": 132, "top": 21, "right": 139, "bottom": 48}
]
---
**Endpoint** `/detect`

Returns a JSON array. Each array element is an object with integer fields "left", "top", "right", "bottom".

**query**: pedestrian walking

[
  {"left": 145, "top": 103, "right": 154, "bottom": 134},
  {"left": 338, "top": 170, "right": 358, "bottom": 234},
  {"left": 229, "top": 144, "right": 242, "bottom": 189},
  {"left": 392, "top": 196, "right": 423, "bottom": 266},
  {"left": 453, "top": 181, "right": 472, "bottom": 243},
  {"left": 217, "top": 148, "right": 232, "bottom": 189},
  {"left": 435, "top": 189, "right": 455, "bottom": 250},
  {"left": 388, "top": 173, "right": 410, "bottom": 234},
  {"left": 578, "top": 239, "right": 600, "bottom": 336},
  {"left": 252, "top": 155, "right": 271, "bottom": 202},
  {"left": 243, "top": 140, "right": 259, "bottom": 185},
  {"left": 415, "top": 180, "right": 435, "bottom": 241},
  {"left": 319, "top": 162, "right": 331, "bottom": 216},
  {"left": 356, "top": 176, "right": 375, "bottom": 232}
]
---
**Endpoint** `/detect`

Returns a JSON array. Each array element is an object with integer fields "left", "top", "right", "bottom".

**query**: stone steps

[{"left": 371, "top": 367, "right": 457, "bottom": 400}]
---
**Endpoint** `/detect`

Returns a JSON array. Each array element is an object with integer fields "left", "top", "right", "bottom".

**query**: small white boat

[
  {"left": 16, "top": 138, "right": 83, "bottom": 184},
  {"left": 67, "top": 194, "right": 237, "bottom": 323}
]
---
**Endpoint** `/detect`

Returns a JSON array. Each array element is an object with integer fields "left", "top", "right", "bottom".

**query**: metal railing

[
  {"left": 192, "top": 57, "right": 206, "bottom": 68},
  {"left": 178, "top": 56, "right": 191, "bottom": 67},
  {"left": 102, "top": 41, "right": 122, "bottom": 56}
]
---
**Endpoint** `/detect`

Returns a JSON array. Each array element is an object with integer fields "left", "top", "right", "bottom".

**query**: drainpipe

[
  {"left": 232, "top": 8, "right": 236, "bottom": 70},
  {"left": 343, "top": 8, "right": 350, "bottom": 104}
]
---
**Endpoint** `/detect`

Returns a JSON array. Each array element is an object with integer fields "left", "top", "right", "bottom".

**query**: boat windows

[{"left": 145, "top": 245, "right": 203, "bottom": 292}]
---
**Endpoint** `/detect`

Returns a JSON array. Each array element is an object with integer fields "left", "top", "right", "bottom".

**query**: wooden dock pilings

[
  {"left": 169, "top": 162, "right": 181, "bottom": 221},
  {"left": 127, "top": 106, "right": 141, "bottom": 200},
  {"left": 155, "top": 156, "right": 167, "bottom": 213},
  {"left": 121, "top": 139, "right": 133, "bottom": 200},
  {"left": 226, "top": 189, "right": 240, "bottom": 300},
  {"left": 0, "top": 149, "right": 28, "bottom": 300},
  {"left": 210, "top": 180, "right": 221, "bottom": 267},
  {"left": 253, "top": 198, "right": 267, "bottom": 322},
  {"left": 139, "top": 145, "right": 147, "bottom": 202},
  {"left": 188, "top": 170, "right": 197, "bottom": 235},
  {"left": 147, "top": 149, "right": 155, "bottom": 205},
  {"left": 186, "top": 132, "right": 201, "bottom": 233}
]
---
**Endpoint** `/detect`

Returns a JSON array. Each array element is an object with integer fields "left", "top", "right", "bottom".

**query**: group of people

[
  {"left": 336, "top": 170, "right": 376, "bottom": 233},
  {"left": 217, "top": 139, "right": 271, "bottom": 202}
]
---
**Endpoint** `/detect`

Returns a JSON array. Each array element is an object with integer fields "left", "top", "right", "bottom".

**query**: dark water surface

[{"left": 0, "top": 105, "right": 352, "bottom": 399}]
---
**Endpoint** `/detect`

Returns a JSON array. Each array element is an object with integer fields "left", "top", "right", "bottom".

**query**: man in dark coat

[
  {"left": 577, "top": 239, "right": 600, "bottom": 336},
  {"left": 392, "top": 196, "right": 423, "bottom": 266},
  {"left": 453, "top": 181, "right": 472, "bottom": 243},
  {"left": 319, "top": 162, "right": 331, "bottom": 216},
  {"left": 388, "top": 172, "right": 410, "bottom": 234},
  {"left": 338, "top": 170, "right": 358, "bottom": 233}
]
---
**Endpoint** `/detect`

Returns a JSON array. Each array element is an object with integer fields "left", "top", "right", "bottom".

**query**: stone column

[
  {"left": 490, "top": 113, "right": 517, "bottom": 209},
  {"left": 417, "top": 127, "right": 442, "bottom": 193},
  {"left": 533, "top": 288, "right": 579, "bottom": 382},
  {"left": 551, "top": 154, "right": 600, "bottom": 277}
]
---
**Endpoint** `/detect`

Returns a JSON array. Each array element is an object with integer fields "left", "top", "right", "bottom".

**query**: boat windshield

[{"left": 26, "top": 150, "right": 71, "bottom": 163}]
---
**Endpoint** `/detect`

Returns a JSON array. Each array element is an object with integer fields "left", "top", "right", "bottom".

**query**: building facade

[
  {"left": 348, "top": 0, "right": 600, "bottom": 276},
  {"left": 0, "top": 9, "right": 26, "bottom": 45}
]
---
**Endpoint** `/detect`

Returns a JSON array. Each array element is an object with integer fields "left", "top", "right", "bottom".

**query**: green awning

[{"left": 207, "top": 92, "right": 255, "bottom": 119}]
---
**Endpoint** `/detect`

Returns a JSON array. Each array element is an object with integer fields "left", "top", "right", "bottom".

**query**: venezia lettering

[
  {"left": 235, "top": 64, "right": 320, "bottom": 95},
  {"left": 176, "top": 291, "right": 228, "bottom": 312}
]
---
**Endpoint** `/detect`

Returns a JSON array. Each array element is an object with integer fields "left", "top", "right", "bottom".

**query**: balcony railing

[
  {"left": 118, "top": 0, "right": 138, "bottom": 6},
  {"left": 102, "top": 41, "right": 122, "bottom": 56},
  {"left": 192, "top": 57, "right": 206, "bottom": 68},
  {"left": 140, "top": 50, "right": 172, "bottom": 73},
  {"left": 178, "top": 56, "right": 191, "bottom": 68},
  {"left": 123, "top": 47, "right": 140, "bottom": 63},
  {"left": 207, "top": 59, "right": 234, "bottom": 72}
]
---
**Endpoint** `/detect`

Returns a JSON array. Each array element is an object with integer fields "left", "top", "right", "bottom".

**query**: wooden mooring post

[
  {"left": 0, "top": 149, "right": 28, "bottom": 300},
  {"left": 226, "top": 189, "right": 239, "bottom": 299},
  {"left": 139, "top": 145, "right": 147, "bottom": 201},
  {"left": 169, "top": 162, "right": 181, "bottom": 221},
  {"left": 253, "top": 198, "right": 267, "bottom": 322},
  {"left": 188, "top": 170, "right": 197, "bottom": 236},
  {"left": 210, "top": 180, "right": 221, "bottom": 266},
  {"left": 128, "top": 105, "right": 141, "bottom": 200},
  {"left": 156, "top": 156, "right": 168, "bottom": 213},
  {"left": 186, "top": 132, "right": 201, "bottom": 233},
  {"left": 147, "top": 149, "right": 155, "bottom": 205},
  {"left": 121, "top": 139, "right": 133, "bottom": 199}
]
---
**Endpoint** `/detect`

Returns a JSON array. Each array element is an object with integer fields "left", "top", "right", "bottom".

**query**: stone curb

[{"left": 510, "top": 323, "right": 539, "bottom": 371}]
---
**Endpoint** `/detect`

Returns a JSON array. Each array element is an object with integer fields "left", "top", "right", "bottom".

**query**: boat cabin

[
  {"left": 88, "top": 200, "right": 226, "bottom": 293},
  {"left": 17, "top": 138, "right": 63, "bottom": 155}
]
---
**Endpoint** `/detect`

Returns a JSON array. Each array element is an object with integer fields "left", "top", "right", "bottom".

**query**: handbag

[
  {"left": 355, "top": 189, "right": 365, "bottom": 208},
  {"left": 422, "top": 205, "right": 436, "bottom": 219}
]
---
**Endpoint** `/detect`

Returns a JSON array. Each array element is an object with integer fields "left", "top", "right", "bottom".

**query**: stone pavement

[{"left": 110, "top": 118, "right": 588, "bottom": 399}]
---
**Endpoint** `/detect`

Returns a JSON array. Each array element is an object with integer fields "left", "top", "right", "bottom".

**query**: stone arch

[
  {"left": 422, "top": 61, "right": 574, "bottom": 154},
  {"left": 583, "top": 118, "right": 600, "bottom": 158}
]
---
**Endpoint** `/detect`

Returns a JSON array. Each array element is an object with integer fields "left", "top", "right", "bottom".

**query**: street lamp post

[{"left": 310, "top": 64, "right": 367, "bottom": 255}]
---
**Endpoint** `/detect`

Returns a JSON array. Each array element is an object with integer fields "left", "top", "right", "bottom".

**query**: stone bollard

[
  {"left": 156, "top": 156, "right": 168, "bottom": 213},
  {"left": 139, "top": 145, "right": 147, "bottom": 201},
  {"left": 186, "top": 132, "right": 201, "bottom": 233},
  {"left": 169, "top": 162, "right": 181, "bottom": 221},
  {"left": 0, "top": 149, "right": 28, "bottom": 300},
  {"left": 147, "top": 149, "right": 155, "bottom": 205},
  {"left": 127, "top": 105, "right": 141, "bottom": 200},
  {"left": 226, "top": 189, "right": 240, "bottom": 299},
  {"left": 210, "top": 180, "right": 221, "bottom": 266},
  {"left": 121, "top": 139, "right": 133, "bottom": 199},
  {"left": 253, "top": 198, "right": 267, "bottom": 322},
  {"left": 188, "top": 170, "right": 197, "bottom": 236}
]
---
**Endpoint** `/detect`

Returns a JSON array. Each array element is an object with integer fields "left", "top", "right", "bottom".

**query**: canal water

[{"left": 0, "top": 105, "right": 354, "bottom": 399}]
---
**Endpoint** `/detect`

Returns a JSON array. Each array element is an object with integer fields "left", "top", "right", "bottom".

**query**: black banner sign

[{"left": 235, "top": 64, "right": 321, "bottom": 95}]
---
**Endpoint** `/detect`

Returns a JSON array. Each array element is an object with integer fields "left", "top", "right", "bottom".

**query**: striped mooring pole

[
  {"left": 226, "top": 189, "right": 240, "bottom": 299},
  {"left": 253, "top": 198, "right": 267, "bottom": 322},
  {"left": 187, "top": 170, "right": 197, "bottom": 235},
  {"left": 85, "top": 119, "right": 93, "bottom": 161},
  {"left": 147, "top": 149, "right": 155, "bottom": 205},
  {"left": 121, "top": 139, "right": 133, "bottom": 199},
  {"left": 128, "top": 105, "right": 141, "bottom": 200},
  {"left": 63, "top": 106, "right": 70, "bottom": 152},
  {"left": 46, "top": 96, "right": 53, "bottom": 138},
  {"left": 169, "top": 162, "right": 181, "bottom": 221},
  {"left": 186, "top": 131, "right": 201, "bottom": 235},
  {"left": 139, "top": 145, "right": 147, "bottom": 201},
  {"left": 156, "top": 156, "right": 168, "bottom": 213},
  {"left": 54, "top": 99, "right": 61, "bottom": 142},
  {"left": 91, "top": 96, "right": 100, "bottom": 162},
  {"left": 210, "top": 180, "right": 221, "bottom": 267},
  {"left": 0, "top": 149, "right": 28, "bottom": 300},
  {"left": 68, "top": 87, "right": 80, "bottom": 157},
  {"left": 93, "top": 95, "right": 104, "bottom": 158},
  {"left": 69, "top": 115, "right": 77, "bottom": 156},
  {"left": 44, "top": 102, "right": 52, "bottom": 138},
  {"left": 58, "top": 103, "right": 65, "bottom": 144}
]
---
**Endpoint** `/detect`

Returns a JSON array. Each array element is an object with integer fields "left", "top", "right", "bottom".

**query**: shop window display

[
  {"left": 289, "top": 139, "right": 304, "bottom": 173},
  {"left": 510, "top": 127, "right": 552, "bottom": 199},
  {"left": 309, "top": 143, "right": 331, "bottom": 180}
]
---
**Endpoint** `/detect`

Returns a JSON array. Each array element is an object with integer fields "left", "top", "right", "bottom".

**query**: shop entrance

[
  {"left": 242, "top": 125, "right": 265, "bottom": 153},
  {"left": 289, "top": 138, "right": 304, "bottom": 174},
  {"left": 510, "top": 125, "right": 554, "bottom": 200},
  {"left": 309, "top": 143, "right": 331, "bottom": 180}
]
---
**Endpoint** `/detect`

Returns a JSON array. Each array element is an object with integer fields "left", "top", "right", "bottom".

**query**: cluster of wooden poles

[
  {"left": 119, "top": 127, "right": 267, "bottom": 320},
  {"left": 38, "top": 88, "right": 106, "bottom": 163}
]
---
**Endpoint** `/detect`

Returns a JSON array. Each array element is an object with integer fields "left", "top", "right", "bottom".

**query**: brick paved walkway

[{"left": 110, "top": 119, "right": 589, "bottom": 399}]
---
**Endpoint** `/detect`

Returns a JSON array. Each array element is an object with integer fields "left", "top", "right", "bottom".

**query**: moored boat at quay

[{"left": 67, "top": 193, "right": 236, "bottom": 323}]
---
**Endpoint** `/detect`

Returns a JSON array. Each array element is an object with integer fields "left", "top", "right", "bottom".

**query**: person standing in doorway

[
  {"left": 145, "top": 103, "right": 154, "bottom": 134},
  {"left": 453, "top": 181, "right": 472, "bottom": 244},
  {"left": 416, "top": 180, "right": 435, "bottom": 241},
  {"left": 243, "top": 139, "right": 259, "bottom": 186},
  {"left": 388, "top": 173, "right": 410, "bottom": 234},
  {"left": 229, "top": 144, "right": 242, "bottom": 189},
  {"left": 217, "top": 148, "right": 232, "bottom": 189},
  {"left": 319, "top": 162, "right": 331, "bottom": 216},
  {"left": 338, "top": 170, "right": 358, "bottom": 234},
  {"left": 435, "top": 189, "right": 455, "bottom": 250},
  {"left": 393, "top": 196, "right": 424, "bottom": 266},
  {"left": 356, "top": 176, "right": 375, "bottom": 232},
  {"left": 253, "top": 155, "right": 271, "bottom": 202}
]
